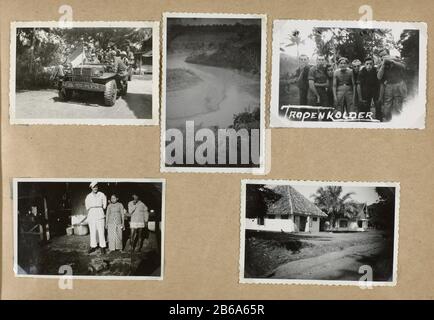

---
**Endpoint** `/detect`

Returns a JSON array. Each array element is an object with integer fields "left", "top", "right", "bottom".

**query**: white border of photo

[
  {"left": 13, "top": 177, "right": 166, "bottom": 281},
  {"left": 160, "top": 12, "right": 267, "bottom": 174},
  {"left": 239, "top": 179, "right": 400, "bottom": 286},
  {"left": 270, "top": 20, "right": 427, "bottom": 129},
  {"left": 9, "top": 21, "right": 160, "bottom": 126}
]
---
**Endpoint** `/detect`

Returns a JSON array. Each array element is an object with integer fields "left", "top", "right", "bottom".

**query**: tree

[
  {"left": 369, "top": 187, "right": 396, "bottom": 233},
  {"left": 281, "top": 30, "right": 306, "bottom": 67},
  {"left": 311, "top": 27, "right": 394, "bottom": 63},
  {"left": 397, "top": 29, "right": 420, "bottom": 95},
  {"left": 311, "top": 186, "right": 355, "bottom": 228},
  {"left": 15, "top": 27, "right": 152, "bottom": 90},
  {"left": 245, "top": 185, "right": 280, "bottom": 219}
]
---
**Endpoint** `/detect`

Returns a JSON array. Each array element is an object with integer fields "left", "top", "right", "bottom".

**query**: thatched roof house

[
  {"left": 333, "top": 202, "right": 369, "bottom": 231},
  {"left": 267, "top": 185, "right": 327, "bottom": 218}
]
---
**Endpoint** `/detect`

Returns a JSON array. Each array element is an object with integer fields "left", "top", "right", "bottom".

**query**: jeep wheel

[
  {"left": 59, "top": 88, "right": 73, "bottom": 101},
  {"left": 104, "top": 80, "right": 117, "bottom": 106}
]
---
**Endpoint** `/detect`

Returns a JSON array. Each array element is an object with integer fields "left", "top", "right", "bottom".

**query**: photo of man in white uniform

[{"left": 85, "top": 181, "right": 107, "bottom": 254}]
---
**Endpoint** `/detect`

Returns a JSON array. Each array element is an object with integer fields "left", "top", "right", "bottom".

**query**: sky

[
  {"left": 268, "top": 184, "right": 380, "bottom": 205},
  {"left": 277, "top": 21, "right": 404, "bottom": 59}
]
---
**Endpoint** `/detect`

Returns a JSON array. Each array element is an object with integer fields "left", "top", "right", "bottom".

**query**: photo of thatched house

[
  {"left": 246, "top": 185, "right": 327, "bottom": 233},
  {"left": 241, "top": 180, "right": 399, "bottom": 285}
]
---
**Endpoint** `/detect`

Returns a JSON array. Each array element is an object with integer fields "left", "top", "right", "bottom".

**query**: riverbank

[{"left": 167, "top": 68, "right": 203, "bottom": 91}]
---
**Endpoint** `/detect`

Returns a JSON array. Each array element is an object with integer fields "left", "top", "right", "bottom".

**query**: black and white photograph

[
  {"left": 13, "top": 178, "right": 165, "bottom": 280},
  {"left": 240, "top": 180, "right": 399, "bottom": 286},
  {"left": 161, "top": 13, "right": 266, "bottom": 173},
  {"left": 270, "top": 20, "right": 427, "bottom": 129},
  {"left": 10, "top": 21, "right": 159, "bottom": 125}
]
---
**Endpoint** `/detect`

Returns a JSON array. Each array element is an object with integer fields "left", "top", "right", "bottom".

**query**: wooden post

[{"left": 43, "top": 197, "right": 50, "bottom": 241}]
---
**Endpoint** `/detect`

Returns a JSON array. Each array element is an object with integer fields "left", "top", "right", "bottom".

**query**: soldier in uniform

[
  {"left": 357, "top": 57, "right": 381, "bottom": 120},
  {"left": 377, "top": 48, "right": 407, "bottom": 121},
  {"left": 110, "top": 51, "right": 128, "bottom": 89},
  {"left": 307, "top": 55, "right": 329, "bottom": 107},
  {"left": 351, "top": 59, "right": 362, "bottom": 110},
  {"left": 333, "top": 57, "right": 356, "bottom": 113},
  {"left": 288, "top": 54, "right": 311, "bottom": 105}
]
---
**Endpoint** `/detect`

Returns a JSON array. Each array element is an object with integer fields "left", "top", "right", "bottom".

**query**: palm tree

[
  {"left": 311, "top": 186, "right": 355, "bottom": 229},
  {"left": 281, "top": 30, "right": 305, "bottom": 67}
]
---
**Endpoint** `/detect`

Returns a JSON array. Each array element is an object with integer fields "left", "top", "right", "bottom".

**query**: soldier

[
  {"left": 307, "top": 55, "right": 328, "bottom": 107},
  {"left": 127, "top": 48, "right": 135, "bottom": 65},
  {"left": 333, "top": 57, "right": 356, "bottom": 113},
  {"left": 90, "top": 53, "right": 100, "bottom": 64},
  {"left": 120, "top": 51, "right": 129, "bottom": 65},
  {"left": 288, "top": 54, "right": 311, "bottom": 105},
  {"left": 351, "top": 59, "right": 362, "bottom": 109},
  {"left": 357, "top": 57, "right": 381, "bottom": 120},
  {"left": 113, "top": 51, "right": 128, "bottom": 75},
  {"left": 377, "top": 48, "right": 406, "bottom": 121},
  {"left": 111, "top": 51, "right": 129, "bottom": 92}
]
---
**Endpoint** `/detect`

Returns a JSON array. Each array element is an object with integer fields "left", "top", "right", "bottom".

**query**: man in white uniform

[{"left": 85, "top": 182, "right": 107, "bottom": 254}]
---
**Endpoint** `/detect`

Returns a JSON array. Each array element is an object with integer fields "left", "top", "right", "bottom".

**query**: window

[
  {"left": 313, "top": 217, "right": 318, "bottom": 222},
  {"left": 257, "top": 216, "right": 264, "bottom": 225},
  {"left": 358, "top": 220, "right": 363, "bottom": 228},
  {"left": 281, "top": 215, "right": 289, "bottom": 220},
  {"left": 339, "top": 219, "right": 348, "bottom": 228}
]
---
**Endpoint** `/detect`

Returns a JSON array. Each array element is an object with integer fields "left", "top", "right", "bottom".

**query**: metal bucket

[{"left": 73, "top": 224, "right": 89, "bottom": 236}]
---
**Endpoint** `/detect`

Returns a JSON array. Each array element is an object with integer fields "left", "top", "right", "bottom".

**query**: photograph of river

[{"left": 162, "top": 14, "right": 266, "bottom": 172}]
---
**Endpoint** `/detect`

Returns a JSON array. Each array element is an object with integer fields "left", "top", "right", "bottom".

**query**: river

[{"left": 166, "top": 53, "right": 260, "bottom": 129}]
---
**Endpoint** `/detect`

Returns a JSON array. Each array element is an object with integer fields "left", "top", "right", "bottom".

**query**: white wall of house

[
  {"left": 245, "top": 217, "right": 296, "bottom": 232},
  {"left": 336, "top": 218, "right": 368, "bottom": 231},
  {"left": 310, "top": 216, "right": 321, "bottom": 232},
  {"left": 246, "top": 215, "right": 323, "bottom": 233}
]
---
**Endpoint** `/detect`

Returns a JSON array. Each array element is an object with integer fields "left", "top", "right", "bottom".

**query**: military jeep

[{"left": 58, "top": 64, "right": 128, "bottom": 106}]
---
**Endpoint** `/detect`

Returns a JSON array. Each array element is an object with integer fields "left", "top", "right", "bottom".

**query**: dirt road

[
  {"left": 270, "top": 241, "right": 392, "bottom": 281},
  {"left": 245, "top": 231, "right": 394, "bottom": 281},
  {"left": 14, "top": 75, "right": 153, "bottom": 120}
]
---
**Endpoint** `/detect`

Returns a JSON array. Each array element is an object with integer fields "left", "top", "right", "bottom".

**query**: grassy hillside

[{"left": 166, "top": 68, "right": 202, "bottom": 91}]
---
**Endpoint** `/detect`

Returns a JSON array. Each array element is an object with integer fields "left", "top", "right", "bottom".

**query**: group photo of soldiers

[{"left": 278, "top": 25, "right": 420, "bottom": 122}]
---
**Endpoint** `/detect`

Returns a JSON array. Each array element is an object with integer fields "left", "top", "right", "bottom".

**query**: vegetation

[
  {"left": 311, "top": 186, "right": 357, "bottom": 228},
  {"left": 310, "top": 27, "right": 396, "bottom": 63},
  {"left": 166, "top": 68, "right": 202, "bottom": 91},
  {"left": 245, "top": 184, "right": 281, "bottom": 219},
  {"left": 168, "top": 23, "right": 262, "bottom": 74},
  {"left": 370, "top": 187, "right": 396, "bottom": 233},
  {"left": 15, "top": 27, "right": 152, "bottom": 90}
]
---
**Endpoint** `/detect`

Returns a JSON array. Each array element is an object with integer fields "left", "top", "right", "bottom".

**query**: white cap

[{"left": 89, "top": 181, "right": 98, "bottom": 188}]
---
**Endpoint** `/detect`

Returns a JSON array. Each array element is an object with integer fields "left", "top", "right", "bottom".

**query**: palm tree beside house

[{"left": 311, "top": 186, "right": 370, "bottom": 232}]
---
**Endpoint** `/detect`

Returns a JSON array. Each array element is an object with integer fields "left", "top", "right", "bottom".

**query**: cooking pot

[{"left": 73, "top": 224, "right": 89, "bottom": 236}]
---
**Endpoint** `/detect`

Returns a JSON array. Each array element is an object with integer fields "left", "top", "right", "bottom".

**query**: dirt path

[
  {"left": 270, "top": 241, "right": 389, "bottom": 281},
  {"left": 14, "top": 76, "right": 153, "bottom": 120}
]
